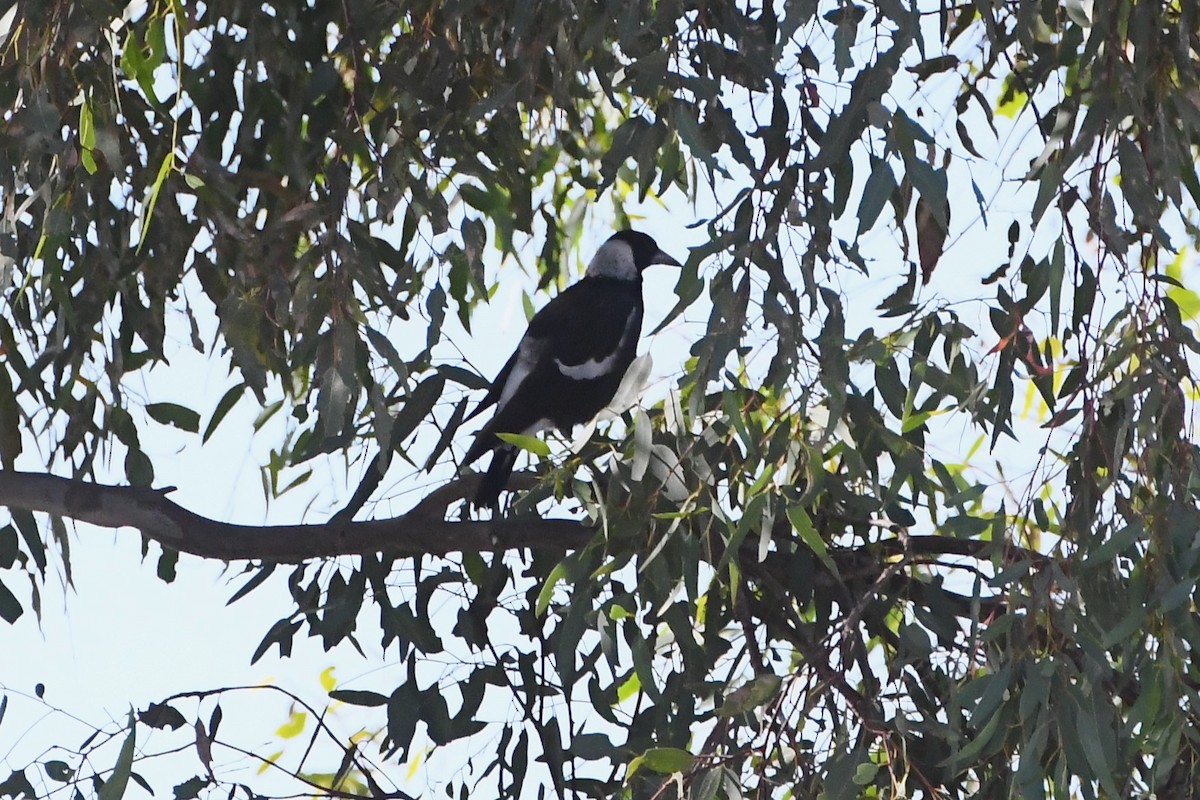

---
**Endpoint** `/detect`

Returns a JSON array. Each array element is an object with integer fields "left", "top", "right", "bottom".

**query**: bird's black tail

[{"left": 474, "top": 445, "right": 518, "bottom": 507}]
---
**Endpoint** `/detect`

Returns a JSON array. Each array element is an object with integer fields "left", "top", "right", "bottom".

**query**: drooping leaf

[
  {"left": 146, "top": 403, "right": 201, "bottom": 433},
  {"left": 495, "top": 432, "right": 551, "bottom": 457},
  {"left": 97, "top": 713, "right": 136, "bottom": 800}
]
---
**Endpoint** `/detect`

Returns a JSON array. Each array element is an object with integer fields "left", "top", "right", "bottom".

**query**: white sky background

[
  {"left": 4, "top": 1, "right": 1199, "bottom": 797},
  {"left": 0, "top": 190, "right": 715, "bottom": 798}
]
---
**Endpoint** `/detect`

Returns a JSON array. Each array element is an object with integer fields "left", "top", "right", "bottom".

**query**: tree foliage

[{"left": 4, "top": 0, "right": 1200, "bottom": 797}]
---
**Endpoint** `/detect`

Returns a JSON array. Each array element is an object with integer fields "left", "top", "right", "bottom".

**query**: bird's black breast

[{"left": 531, "top": 277, "right": 642, "bottom": 363}]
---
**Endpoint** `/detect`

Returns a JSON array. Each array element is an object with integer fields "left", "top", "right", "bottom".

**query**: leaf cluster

[{"left": 4, "top": 0, "right": 1200, "bottom": 798}]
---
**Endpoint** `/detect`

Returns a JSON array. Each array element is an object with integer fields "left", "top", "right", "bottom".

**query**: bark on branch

[
  {"left": 0, "top": 470, "right": 1047, "bottom": 572},
  {"left": 0, "top": 471, "right": 593, "bottom": 563}
]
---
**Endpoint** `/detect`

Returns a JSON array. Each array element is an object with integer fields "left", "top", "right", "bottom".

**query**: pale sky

[{"left": 4, "top": 3, "right": 1189, "bottom": 796}]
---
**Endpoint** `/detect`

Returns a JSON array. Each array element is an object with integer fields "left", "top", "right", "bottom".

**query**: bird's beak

[{"left": 651, "top": 250, "right": 682, "bottom": 268}]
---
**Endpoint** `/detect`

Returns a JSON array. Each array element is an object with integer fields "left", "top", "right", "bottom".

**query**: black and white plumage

[{"left": 461, "top": 230, "right": 681, "bottom": 506}]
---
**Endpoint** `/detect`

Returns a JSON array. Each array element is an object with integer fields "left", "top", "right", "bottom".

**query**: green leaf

[
  {"left": 1031, "top": 162, "right": 1063, "bottom": 226},
  {"left": 857, "top": 157, "right": 897, "bottom": 234},
  {"left": 436, "top": 364, "right": 490, "bottom": 390},
  {"left": 691, "top": 768, "right": 722, "bottom": 800},
  {"left": 0, "top": 579, "right": 19, "bottom": 624},
  {"left": 599, "top": 118, "right": 653, "bottom": 191},
  {"left": 202, "top": 383, "right": 245, "bottom": 443},
  {"left": 905, "top": 160, "right": 949, "bottom": 230},
  {"left": 145, "top": 16, "right": 167, "bottom": 70},
  {"left": 139, "top": 702, "right": 186, "bottom": 730},
  {"left": 44, "top": 760, "right": 73, "bottom": 782},
  {"left": 628, "top": 747, "right": 694, "bottom": 776},
  {"left": 0, "top": 769, "right": 35, "bottom": 798},
  {"left": 98, "top": 712, "right": 136, "bottom": 800},
  {"left": 830, "top": 7, "right": 861, "bottom": 74},
  {"left": 535, "top": 561, "right": 568, "bottom": 616},
  {"left": 852, "top": 761, "right": 879, "bottom": 785},
  {"left": 79, "top": 97, "right": 97, "bottom": 174},
  {"left": 787, "top": 505, "right": 839, "bottom": 577},
  {"left": 717, "top": 673, "right": 782, "bottom": 716},
  {"left": 0, "top": 367, "right": 22, "bottom": 470},
  {"left": 570, "top": 733, "right": 615, "bottom": 761},
  {"left": 955, "top": 118, "right": 984, "bottom": 158},
  {"left": 807, "top": 50, "right": 904, "bottom": 172},
  {"left": 11, "top": 510, "right": 45, "bottom": 575},
  {"left": 0, "top": 525, "right": 16, "bottom": 568},
  {"left": 1079, "top": 522, "right": 1143, "bottom": 570},
  {"left": 458, "top": 183, "right": 495, "bottom": 215},
  {"left": 945, "top": 701, "right": 1005, "bottom": 769},
  {"left": 1073, "top": 699, "right": 1120, "bottom": 796},
  {"left": 156, "top": 547, "right": 177, "bottom": 583},
  {"left": 902, "top": 408, "right": 944, "bottom": 433},
  {"left": 146, "top": 403, "right": 200, "bottom": 433},
  {"left": 137, "top": 151, "right": 175, "bottom": 252},
  {"left": 329, "top": 689, "right": 389, "bottom": 707},
  {"left": 124, "top": 446, "right": 154, "bottom": 487},
  {"left": 119, "top": 30, "right": 146, "bottom": 86},
  {"left": 673, "top": 101, "right": 722, "bottom": 177},
  {"left": 172, "top": 776, "right": 209, "bottom": 800},
  {"left": 495, "top": 432, "right": 550, "bottom": 457},
  {"left": 389, "top": 375, "right": 446, "bottom": 449}
]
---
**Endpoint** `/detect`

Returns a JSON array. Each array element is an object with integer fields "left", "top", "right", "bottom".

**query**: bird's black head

[{"left": 587, "top": 229, "right": 682, "bottom": 280}]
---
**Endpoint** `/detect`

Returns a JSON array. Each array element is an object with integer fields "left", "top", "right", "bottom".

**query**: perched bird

[{"left": 461, "top": 230, "right": 682, "bottom": 506}]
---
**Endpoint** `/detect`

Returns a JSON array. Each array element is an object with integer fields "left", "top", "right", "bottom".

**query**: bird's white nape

[{"left": 584, "top": 238, "right": 639, "bottom": 280}]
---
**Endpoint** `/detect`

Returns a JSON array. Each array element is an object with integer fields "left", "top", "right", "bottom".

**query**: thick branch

[{"left": 0, "top": 471, "right": 593, "bottom": 563}]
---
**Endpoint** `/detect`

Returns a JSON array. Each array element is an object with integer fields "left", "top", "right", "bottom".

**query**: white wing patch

[
  {"left": 556, "top": 352, "right": 620, "bottom": 380},
  {"left": 554, "top": 307, "right": 638, "bottom": 380},
  {"left": 496, "top": 336, "right": 543, "bottom": 412}
]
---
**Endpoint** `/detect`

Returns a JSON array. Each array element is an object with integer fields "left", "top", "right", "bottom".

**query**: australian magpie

[{"left": 461, "top": 230, "right": 681, "bottom": 506}]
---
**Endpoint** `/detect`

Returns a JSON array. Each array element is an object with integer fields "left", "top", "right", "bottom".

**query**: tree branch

[{"left": 0, "top": 471, "right": 593, "bottom": 563}]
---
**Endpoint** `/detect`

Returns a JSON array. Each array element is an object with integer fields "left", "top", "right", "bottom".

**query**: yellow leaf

[
  {"left": 617, "top": 672, "right": 641, "bottom": 703},
  {"left": 276, "top": 709, "right": 307, "bottom": 739},
  {"left": 608, "top": 603, "right": 633, "bottom": 620},
  {"left": 257, "top": 750, "right": 283, "bottom": 775},
  {"left": 1166, "top": 248, "right": 1200, "bottom": 320},
  {"left": 405, "top": 748, "right": 427, "bottom": 781},
  {"left": 996, "top": 85, "right": 1028, "bottom": 118},
  {"left": 319, "top": 666, "right": 336, "bottom": 693}
]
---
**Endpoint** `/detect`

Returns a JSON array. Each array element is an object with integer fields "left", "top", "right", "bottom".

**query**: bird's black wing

[
  {"left": 463, "top": 348, "right": 518, "bottom": 423},
  {"left": 462, "top": 283, "right": 586, "bottom": 424},
  {"left": 460, "top": 294, "right": 577, "bottom": 466},
  {"left": 467, "top": 280, "right": 617, "bottom": 424},
  {"left": 461, "top": 278, "right": 641, "bottom": 470},
  {"left": 524, "top": 278, "right": 641, "bottom": 369}
]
